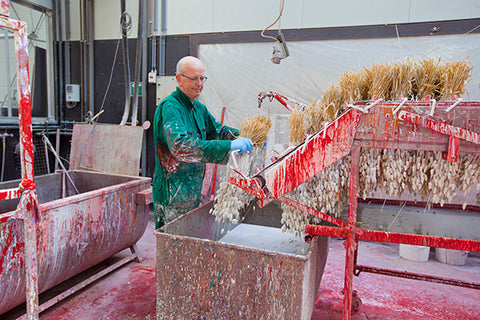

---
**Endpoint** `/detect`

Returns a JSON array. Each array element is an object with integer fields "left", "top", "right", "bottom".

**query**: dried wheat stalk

[{"left": 240, "top": 114, "right": 272, "bottom": 147}]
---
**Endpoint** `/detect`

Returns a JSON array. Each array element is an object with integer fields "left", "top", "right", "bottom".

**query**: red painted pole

[
  {"left": 447, "top": 135, "right": 460, "bottom": 162},
  {"left": 5, "top": 11, "right": 39, "bottom": 320},
  {"left": 305, "top": 225, "right": 480, "bottom": 253},
  {"left": 354, "top": 265, "right": 480, "bottom": 290},
  {"left": 398, "top": 110, "right": 480, "bottom": 145},
  {"left": 343, "top": 142, "right": 361, "bottom": 320}
]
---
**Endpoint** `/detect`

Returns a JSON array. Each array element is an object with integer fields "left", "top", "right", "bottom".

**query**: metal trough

[
  {"left": 0, "top": 170, "right": 151, "bottom": 315},
  {"left": 155, "top": 201, "right": 329, "bottom": 320},
  {"left": 2, "top": 4, "right": 151, "bottom": 316}
]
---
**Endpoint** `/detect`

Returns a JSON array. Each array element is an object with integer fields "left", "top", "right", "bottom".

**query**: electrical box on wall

[
  {"left": 66, "top": 84, "right": 80, "bottom": 102},
  {"left": 156, "top": 76, "right": 177, "bottom": 105}
]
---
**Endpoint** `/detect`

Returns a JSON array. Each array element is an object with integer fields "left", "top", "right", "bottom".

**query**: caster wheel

[{"left": 352, "top": 290, "right": 363, "bottom": 312}]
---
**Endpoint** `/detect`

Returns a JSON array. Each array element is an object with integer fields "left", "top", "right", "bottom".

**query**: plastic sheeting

[{"left": 199, "top": 33, "right": 480, "bottom": 128}]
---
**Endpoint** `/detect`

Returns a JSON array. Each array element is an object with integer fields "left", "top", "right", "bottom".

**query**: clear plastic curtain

[{"left": 199, "top": 33, "right": 480, "bottom": 128}]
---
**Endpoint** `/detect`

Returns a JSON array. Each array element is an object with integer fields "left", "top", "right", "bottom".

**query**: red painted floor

[
  {"left": 312, "top": 238, "right": 480, "bottom": 320},
  {"left": 3, "top": 211, "right": 480, "bottom": 320}
]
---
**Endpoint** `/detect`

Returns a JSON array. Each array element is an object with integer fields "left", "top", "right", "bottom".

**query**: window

[{"left": 0, "top": 1, "right": 54, "bottom": 123}]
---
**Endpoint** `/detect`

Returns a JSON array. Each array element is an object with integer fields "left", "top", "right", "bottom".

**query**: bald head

[
  {"left": 176, "top": 56, "right": 204, "bottom": 75},
  {"left": 175, "top": 56, "right": 206, "bottom": 101}
]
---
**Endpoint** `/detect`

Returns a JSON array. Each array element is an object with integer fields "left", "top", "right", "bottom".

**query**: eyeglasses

[{"left": 179, "top": 74, "right": 208, "bottom": 84}]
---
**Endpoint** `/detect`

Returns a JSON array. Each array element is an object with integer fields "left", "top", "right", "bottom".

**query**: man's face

[{"left": 176, "top": 60, "right": 205, "bottom": 101}]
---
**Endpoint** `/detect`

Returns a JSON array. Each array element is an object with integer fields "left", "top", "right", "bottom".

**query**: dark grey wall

[
  {"left": 40, "top": 35, "right": 190, "bottom": 180},
  {"left": 88, "top": 36, "right": 191, "bottom": 179}
]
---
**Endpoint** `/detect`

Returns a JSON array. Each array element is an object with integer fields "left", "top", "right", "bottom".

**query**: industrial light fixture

[
  {"left": 271, "top": 31, "right": 289, "bottom": 64},
  {"left": 261, "top": 0, "right": 289, "bottom": 64}
]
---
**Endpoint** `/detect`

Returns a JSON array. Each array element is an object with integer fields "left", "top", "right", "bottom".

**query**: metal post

[
  {"left": 87, "top": 0, "right": 94, "bottom": 116},
  {"left": 159, "top": 0, "right": 166, "bottom": 76},
  {"left": 151, "top": 0, "right": 158, "bottom": 69},
  {"left": 46, "top": 11, "right": 55, "bottom": 120},
  {"left": 80, "top": 0, "right": 87, "bottom": 120},
  {"left": 141, "top": 0, "right": 148, "bottom": 175},
  {"left": 22, "top": 191, "right": 39, "bottom": 320},
  {"left": 1, "top": 3, "right": 39, "bottom": 319},
  {"left": 4, "top": 29, "right": 12, "bottom": 116},
  {"left": 131, "top": 0, "right": 144, "bottom": 126},
  {"left": 55, "top": 128, "right": 60, "bottom": 170},
  {"left": 343, "top": 141, "right": 361, "bottom": 320},
  {"left": 15, "top": 21, "right": 40, "bottom": 320},
  {"left": 44, "top": 135, "right": 50, "bottom": 173}
]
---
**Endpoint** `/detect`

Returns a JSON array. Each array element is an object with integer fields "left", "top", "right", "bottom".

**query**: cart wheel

[{"left": 352, "top": 290, "right": 362, "bottom": 312}]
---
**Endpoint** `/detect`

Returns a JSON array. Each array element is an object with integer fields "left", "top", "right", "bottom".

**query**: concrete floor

[{"left": 3, "top": 211, "right": 480, "bottom": 320}]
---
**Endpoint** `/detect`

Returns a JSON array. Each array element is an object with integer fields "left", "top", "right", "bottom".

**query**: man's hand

[{"left": 230, "top": 137, "right": 253, "bottom": 154}]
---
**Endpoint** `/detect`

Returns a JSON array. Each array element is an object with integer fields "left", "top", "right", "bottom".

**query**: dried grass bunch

[
  {"left": 280, "top": 57, "right": 475, "bottom": 234},
  {"left": 391, "top": 58, "right": 415, "bottom": 99},
  {"left": 288, "top": 108, "right": 305, "bottom": 145},
  {"left": 413, "top": 58, "right": 445, "bottom": 100},
  {"left": 365, "top": 62, "right": 394, "bottom": 100},
  {"left": 289, "top": 57, "right": 472, "bottom": 147},
  {"left": 440, "top": 59, "right": 473, "bottom": 99},
  {"left": 240, "top": 114, "right": 272, "bottom": 147},
  {"left": 338, "top": 71, "right": 368, "bottom": 103}
]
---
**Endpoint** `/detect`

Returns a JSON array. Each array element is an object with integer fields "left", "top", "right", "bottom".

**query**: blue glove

[{"left": 230, "top": 137, "right": 253, "bottom": 154}]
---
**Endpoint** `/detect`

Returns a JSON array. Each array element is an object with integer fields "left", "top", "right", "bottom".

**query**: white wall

[
  {"left": 68, "top": 0, "right": 81, "bottom": 41},
  {"left": 94, "top": 0, "right": 139, "bottom": 40},
  {"left": 67, "top": 0, "right": 139, "bottom": 41},
  {"left": 165, "top": 0, "right": 480, "bottom": 35},
  {"left": 70, "top": 0, "right": 480, "bottom": 40}
]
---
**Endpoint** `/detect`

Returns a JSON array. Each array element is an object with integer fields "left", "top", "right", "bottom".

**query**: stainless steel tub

[
  {"left": 155, "top": 201, "right": 329, "bottom": 320},
  {"left": 0, "top": 170, "right": 151, "bottom": 315}
]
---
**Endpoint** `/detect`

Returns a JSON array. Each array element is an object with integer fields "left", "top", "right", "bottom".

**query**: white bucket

[
  {"left": 399, "top": 244, "right": 430, "bottom": 262},
  {"left": 435, "top": 248, "right": 469, "bottom": 266}
]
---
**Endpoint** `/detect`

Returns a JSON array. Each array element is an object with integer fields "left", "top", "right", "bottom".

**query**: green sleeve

[
  {"left": 162, "top": 103, "right": 232, "bottom": 164},
  {"left": 205, "top": 110, "right": 239, "bottom": 140}
]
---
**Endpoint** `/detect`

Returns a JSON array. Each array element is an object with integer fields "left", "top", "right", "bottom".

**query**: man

[{"left": 153, "top": 56, "right": 253, "bottom": 229}]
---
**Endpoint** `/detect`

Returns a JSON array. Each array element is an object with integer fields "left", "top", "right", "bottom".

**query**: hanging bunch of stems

[
  {"left": 240, "top": 114, "right": 272, "bottom": 147},
  {"left": 391, "top": 58, "right": 416, "bottom": 99},
  {"left": 440, "top": 59, "right": 473, "bottom": 99},
  {"left": 338, "top": 70, "right": 369, "bottom": 103},
  {"left": 413, "top": 58, "right": 445, "bottom": 100},
  {"left": 365, "top": 62, "right": 394, "bottom": 100},
  {"left": 288, "top": 108, "right": 305, "bottom": 145},
  {"left": 319, "top": 84, "right": 344, "bottom": 122},
  {"left": 288, "top": 57, "right": 473, "bottom": 147},
  {"left": 303, "top": 103, "right": 324, "bottom": 136}
]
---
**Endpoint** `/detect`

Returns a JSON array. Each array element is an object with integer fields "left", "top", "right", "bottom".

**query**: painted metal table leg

[
  {"left": 343, "top": 142, "right": 361, "bottom": 320},
  {"left": 130, "top": 244, "right": 141, "bottom": 263},
  {"left": 21, "top": 191, "right": 39, "bottom": 320}
]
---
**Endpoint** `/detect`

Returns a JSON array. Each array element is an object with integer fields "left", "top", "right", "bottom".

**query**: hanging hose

[
  {"left": 260, "top": 0, "right": 285, "bottom": 41},
  {"left": 130, "top": 0, "right": 145, "bottom": 126},
  {"left": 119, "top": 0, "right": 132, "bottom": 126}
]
